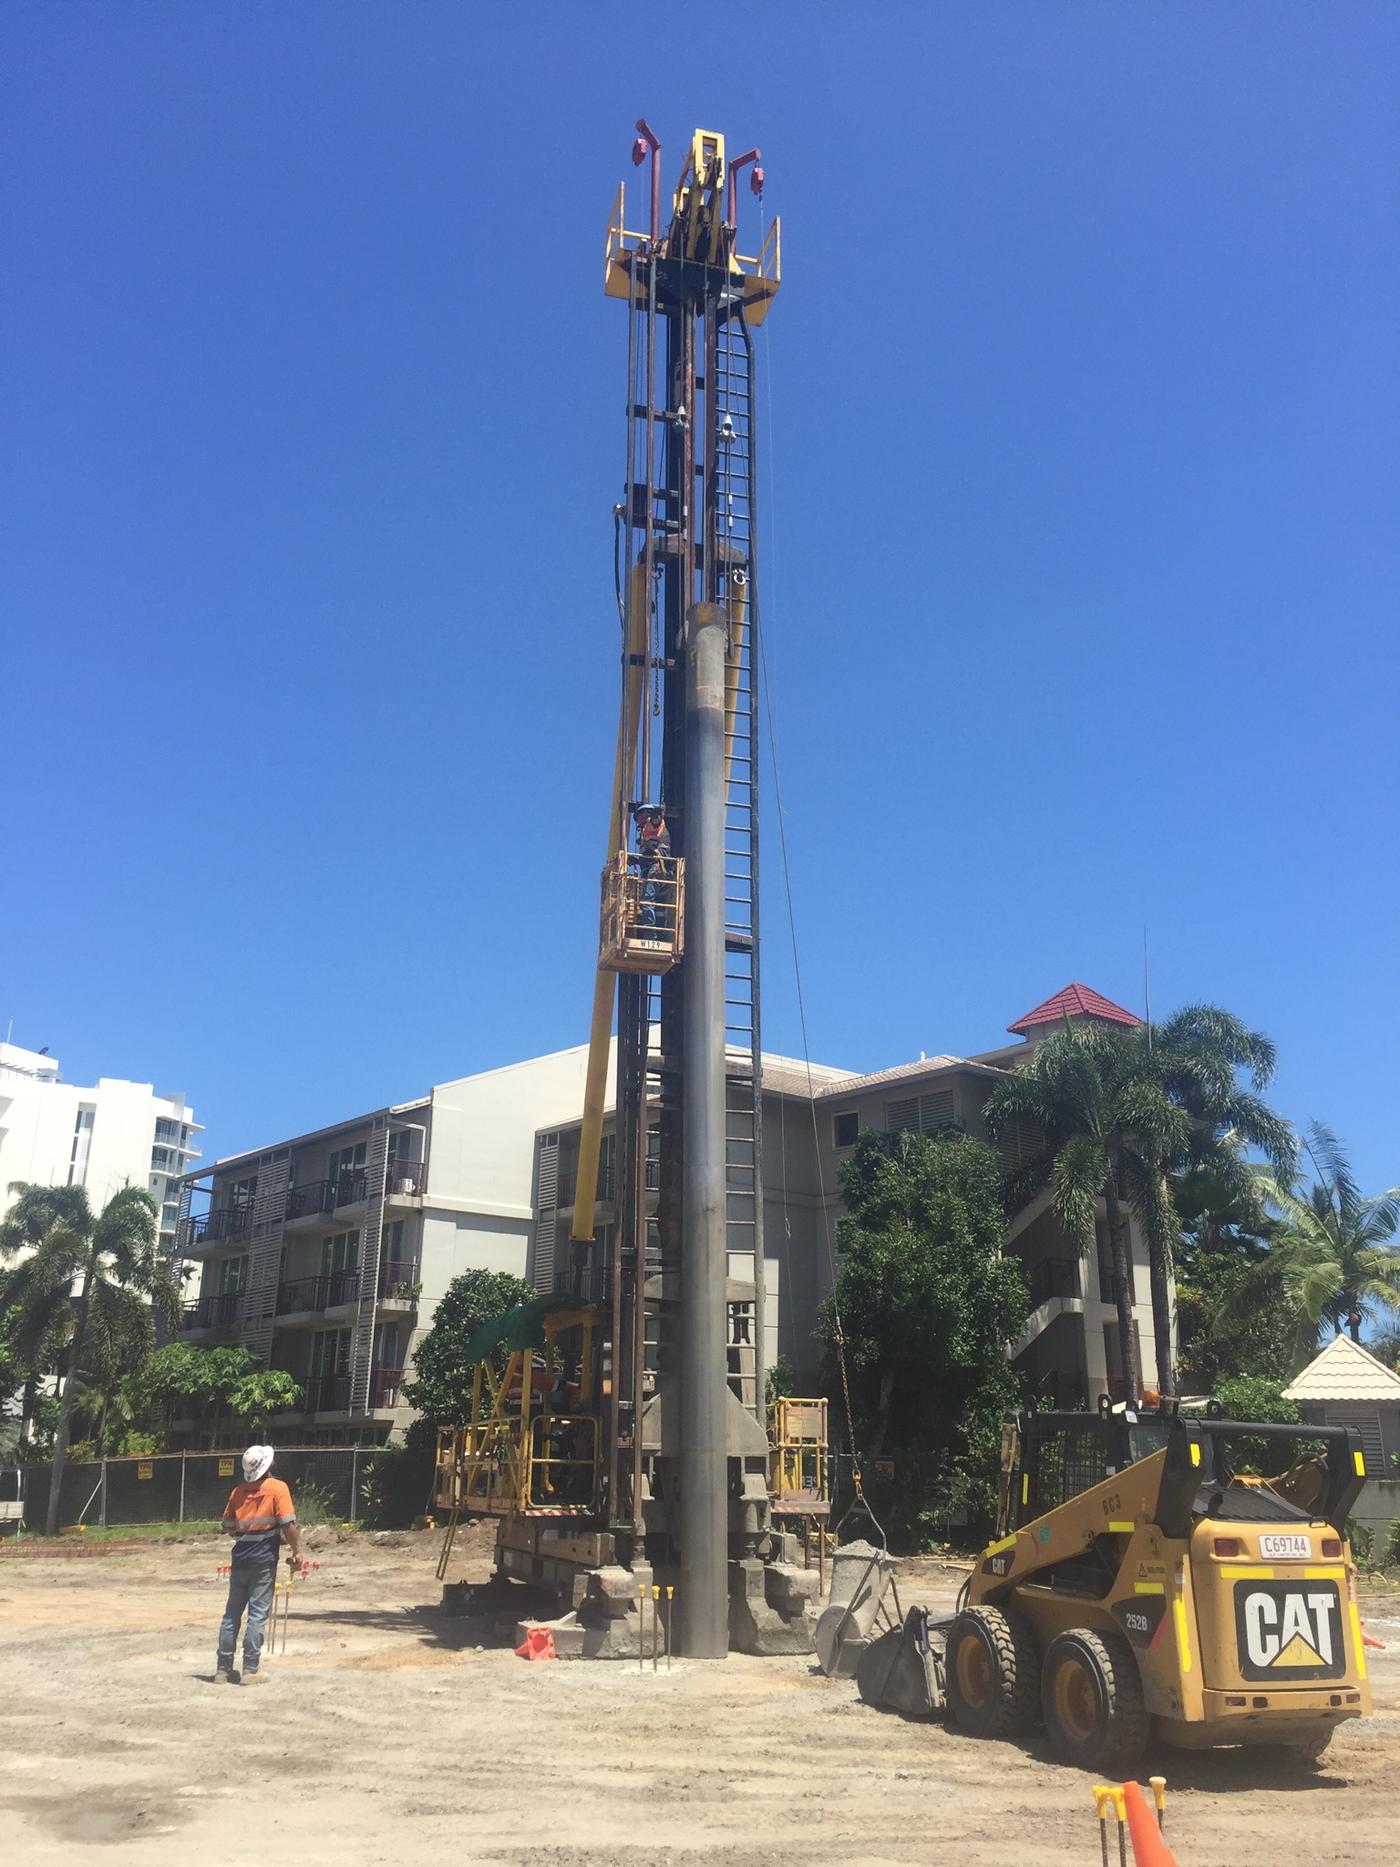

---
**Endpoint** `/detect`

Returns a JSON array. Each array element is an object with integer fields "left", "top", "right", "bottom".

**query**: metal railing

[
  {"left": 275, "top": 1271, "right": 362, "bottom": 1315},
  {"left": 306, "top": 1374, "right": 351, "bottom": 1412},
  {"left": 368, "top": 1366, "right": 405, "bottom": 1409},
  {"left": 1027, "top": 1257, "right": 1080, "bottom": 1306},
  {"left": 377, "top": 1259, "right": 421, "bottom": 1300},
  {"left": 181, "top": 1292, "right": 243, "bottom": 1332},
  {"left": 385, "top": 1161, "right": 424, "bottom": 1197},
  {"left": 184, "top": 1206, "right": 254, "bottom": 1248}
]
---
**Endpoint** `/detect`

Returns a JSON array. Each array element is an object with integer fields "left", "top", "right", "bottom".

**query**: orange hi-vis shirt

[{"left": 221, "top": 1475, "right": 296, "bottom": 1568}]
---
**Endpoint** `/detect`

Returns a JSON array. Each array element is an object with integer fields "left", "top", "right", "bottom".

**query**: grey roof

[{"left": 1283, "top": 1334, "right": 1400, "bottom": 1403}]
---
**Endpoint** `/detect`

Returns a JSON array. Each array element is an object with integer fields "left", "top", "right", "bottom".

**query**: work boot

[
  {"left": 240, "top": 1668, "right": 266, "bottom": 1686},
  {"left": 215, "top": 1666, "right": 240, "bottom": 1685}
]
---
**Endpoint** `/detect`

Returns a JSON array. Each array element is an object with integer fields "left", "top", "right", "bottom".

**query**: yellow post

[
  {"left": 1110, "top": 1787, "right": 1127, "bottom": 1867},
  {"left": 573, "top": 560, "right": 650, "bottom": 1245},
  {"left": 1091, "top": 1787, "right": 1112, "bottom": 1867},
  {"left": 1149, "top": 1777, "right": 1167, "bottom": 1834}
]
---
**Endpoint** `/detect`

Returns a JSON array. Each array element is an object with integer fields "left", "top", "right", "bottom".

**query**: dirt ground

[{"left": 2, "top": 1526, "right": 1398, "bottom": 1866}]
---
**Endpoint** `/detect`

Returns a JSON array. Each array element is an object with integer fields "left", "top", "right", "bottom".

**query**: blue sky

[{"left": 4, "top": 3, "right": 1397, "bottom": 1191}]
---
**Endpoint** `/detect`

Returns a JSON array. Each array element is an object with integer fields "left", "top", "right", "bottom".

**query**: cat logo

[{"left": 1234, "top": 1581, "right": 1345, "bottom": 1682}]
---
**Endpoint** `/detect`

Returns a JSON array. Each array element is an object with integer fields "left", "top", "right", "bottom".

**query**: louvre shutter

[
  {"left": 1325, "top": 1408, "right": 1385, "bottom": 1476},
  {"left": 887, "top": 1097, "right": 919, "bottom": 1135},
  {"left": 533, "top": 1135, "right": 560, "bottom": 1294}
]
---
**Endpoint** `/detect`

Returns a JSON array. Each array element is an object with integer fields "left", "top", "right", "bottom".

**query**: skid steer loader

[{"left": 852, "top": 1403, "right": 1372, "bottom": 1771}]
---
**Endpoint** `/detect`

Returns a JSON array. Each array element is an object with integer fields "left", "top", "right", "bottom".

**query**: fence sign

[
  {"left": 137, "top": 1461, "right": 154, "bottom": 1480},
  {"left": 218, "top": 1458, "right": 235, "bottom": 1478}
]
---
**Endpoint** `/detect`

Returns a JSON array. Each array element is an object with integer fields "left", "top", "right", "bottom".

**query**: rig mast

[
  {"left": 436, "top": 127, "right": 820, "bottom": 1659},
  {"left": 577, "top": 125, "right": 785, "bottom": 1656}
]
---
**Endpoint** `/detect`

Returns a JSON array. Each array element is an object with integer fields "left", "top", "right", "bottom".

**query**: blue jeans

[{"left": 217, "top": 1561, "right": 277, "bottom": 1673}]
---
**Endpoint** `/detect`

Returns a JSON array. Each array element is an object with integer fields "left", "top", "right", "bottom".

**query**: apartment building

[
  {"left": 178, "top": 1043, "right": 598, "bottom": 1445},
  {"left": 0, "top": 1039, "right": 200, "bottom": 1262},
  {"left": 531, "top": 984, "right": 1162, "bottom": 1408}
]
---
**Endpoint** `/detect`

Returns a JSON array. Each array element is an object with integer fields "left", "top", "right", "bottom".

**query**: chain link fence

[{"left": 3, "top": 1448, "right": 375, "bottom": 1535}]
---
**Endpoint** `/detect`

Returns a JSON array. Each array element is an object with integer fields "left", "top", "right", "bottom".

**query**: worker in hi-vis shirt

[{"left": 214, "top": 1445, "right": 304, "bottom": 1683}]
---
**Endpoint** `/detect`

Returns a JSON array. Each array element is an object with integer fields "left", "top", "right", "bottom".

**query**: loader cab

[
  {"left": 998, "top": 1401, "right": 1180, "bottom": 1537},
  {"left": 997, "top": 1405, "right": 1365, "bottom": 1544}
]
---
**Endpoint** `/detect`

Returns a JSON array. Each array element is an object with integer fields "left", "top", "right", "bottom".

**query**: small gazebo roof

[
  {"left": 1007, "top": 982, "right": 1141, "bottom": 1037},
  {"left": 1283, "top": 1333, "right": 1400, "bottom": 1404}
]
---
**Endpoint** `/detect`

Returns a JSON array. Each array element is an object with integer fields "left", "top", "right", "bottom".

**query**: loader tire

[
  {"left": 1040, "top": 1628, "right": 1148, "bottom": 1774},
  {"left": 945, "top": 1606, "right": 1041, "bottom": 1738}
]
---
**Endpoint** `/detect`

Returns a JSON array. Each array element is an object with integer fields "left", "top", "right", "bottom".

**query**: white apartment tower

[{"left": 0, "top": 1040, "right": 201, "bottom": 1259}]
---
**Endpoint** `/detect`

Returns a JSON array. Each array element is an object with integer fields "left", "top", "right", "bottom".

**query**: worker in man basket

[
  {"left": 214, "top": 1445, "right": 305, "bottom": 1684},
  {"left": 634, "top": 804, "right": 671, "bottom": 938}
]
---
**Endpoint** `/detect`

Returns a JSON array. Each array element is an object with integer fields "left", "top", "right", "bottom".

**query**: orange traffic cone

[
  {"left": 514, "top": 1626, "right": 557, "bottom": 1662},
  {"left": 1122, "top": 1780, "right": 1179, "bottom": 1866}
]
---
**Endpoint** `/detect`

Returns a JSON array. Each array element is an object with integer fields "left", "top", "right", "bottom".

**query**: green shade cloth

[{"left": 463, "top": 1293, "right": 594, "bottom": 1366}]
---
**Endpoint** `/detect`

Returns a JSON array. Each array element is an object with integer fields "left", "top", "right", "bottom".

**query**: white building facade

[
  {"left": 178, "top": 1042, "right": 600, "bottom": 1446},
  {"left": 0, "top": 1041, "right": 200, "bottom": 1261},
  {"left": 532, "top": 985, "right": 1165, "bottom": 1409}
]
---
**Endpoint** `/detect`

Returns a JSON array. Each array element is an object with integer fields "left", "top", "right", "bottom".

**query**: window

[
  {"left": 321, "top": 1230, "right": 361, "bottom": 1279},
  {"left": 311, "top": 1328, "right": 351, "bottom": 1377},
  {"left": 218, "top": 1256, "right": 248, "bottom": 1296},
  {"left": 231, "top": 1174, "right": 257, "bottom": 1208},
  {"left": 68, "top": 1106, "right": 95, "bottom": 1185},
  {"left": 329, "top": 1142, "right": 367, "bottom": 1181},
  {"left": 832, "top": 1111, "right": 859, "bottom": 1149},
  {"left": 372, "top": 1323, "right": 401, "bottom": 1369},
  {"left": 154, "top": 1118, "right": 181, "bottom": 1144},
  {"left": 886, "top": 1089, "right": 956, "bottom": 1137}
]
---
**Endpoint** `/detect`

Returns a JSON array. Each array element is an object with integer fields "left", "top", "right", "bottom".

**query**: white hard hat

[{"left": 242, "top": 1445, "right": 274, "bottom": 1483}]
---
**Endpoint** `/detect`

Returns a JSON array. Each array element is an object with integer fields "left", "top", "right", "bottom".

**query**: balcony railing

[
  {"left": 386, "top": 1162, "right": 424, "bottom": 1197},
  {"left": 369, "top": 1366, "right": 405, "bottom": 1408},
  {"left": 308, "top": 1374, "right": 351, "bottom": 1412},
  {"left": 276, "top": 1271, "right": 362, "bottom": 1315},
  {"left": 1027, "top": 1257, "right": 1079, "bottom": 1307},
  {"left": 181, "top": 1292, "right": 243, "bottom": 1332},
  {"left": 184, "top": 1205, "right": 254, "bottom": 1249},
  {"left": 377, "top": 1258, "right": 421, "bottom": 1300}
]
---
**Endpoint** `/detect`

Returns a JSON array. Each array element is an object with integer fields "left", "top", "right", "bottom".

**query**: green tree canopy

[
  {"left": 1172, "top": 1166, "right": 1301, "bottom": 1390},
  {"left": 984, "top": 1007, "right": 1294, "bottom": 1398},
  {"left": 1242, "top": 1122, "right": 1400, "bottom": 1352},
  {"left": 402, "top": 1269, "right": 534, "bottom": 1425},
  {"left": 2, "top": 1184, "right": 180, "bottom": 1532},
  {"left": 132, "top": 1341, "right": 303, "bottom": 1438},
  {"left": 817, "top": 1129, "right": 1025, "bottom": 1543}
]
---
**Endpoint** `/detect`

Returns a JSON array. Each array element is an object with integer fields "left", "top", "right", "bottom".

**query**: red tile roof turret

[{"left": 1007, "top": 983, "right": 1141, "bottom": 1036}]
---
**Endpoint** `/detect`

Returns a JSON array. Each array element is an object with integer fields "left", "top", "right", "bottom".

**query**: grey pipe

[{"left": 678, "top": 599, "right": 730, "bottom": 1657}]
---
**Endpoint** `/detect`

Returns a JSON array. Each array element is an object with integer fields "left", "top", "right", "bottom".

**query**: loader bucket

[{"left": 855, "top": 1607, "right": 946, "bottom": 1718}]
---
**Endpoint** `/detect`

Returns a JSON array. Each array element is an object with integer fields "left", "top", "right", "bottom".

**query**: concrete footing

[
  {"left": 728, "top": 1556, "right": 820, "bottom": 1655},
  {"left": 513, "top": 1554, "right": 820, "bottom": 1660}
]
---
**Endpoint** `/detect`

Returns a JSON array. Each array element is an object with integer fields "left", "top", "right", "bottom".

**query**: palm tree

[
  {"left": 1147, "top": 1007, "right": 1297, "bottom": 1392},
  {"left": 985, "top": 1008, "right": 1295, "bottom": 1400},
  {"left": 0, "top": 1184, "right": 180, "bottom": 1535},
  {"left": 984, "top": 1022, "right": 1188, "bottom": 1401},
  {"left": 1252, "top": 1123, "right": 1400, "bottom": 1350}
]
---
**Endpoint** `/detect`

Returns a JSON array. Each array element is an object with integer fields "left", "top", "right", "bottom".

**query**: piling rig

[{"left": 434, "top": 126, "right": 825, "bottom": 1658}]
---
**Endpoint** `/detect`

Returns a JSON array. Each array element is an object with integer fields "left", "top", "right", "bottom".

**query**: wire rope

[{"left": 754, "top": 242, "right": 885, "bottom": 1549}]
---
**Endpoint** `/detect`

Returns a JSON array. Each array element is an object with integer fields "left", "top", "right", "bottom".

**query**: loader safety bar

[{"left": 1154, "top": 1417, "right": 1367, "bottom": 1540}]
